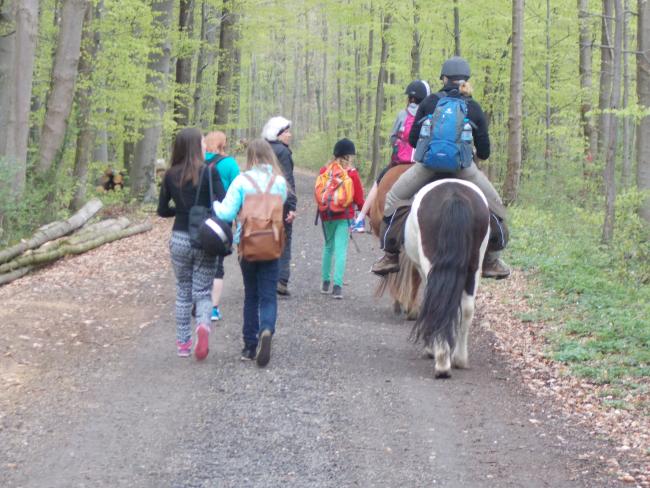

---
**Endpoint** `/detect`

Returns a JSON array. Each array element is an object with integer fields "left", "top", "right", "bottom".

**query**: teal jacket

[
  {"left": 205, "top": 152, "right": 240, "bottom": 191},
  {"left": 213, "top": 164, "right": 288, "bottom": 243}
]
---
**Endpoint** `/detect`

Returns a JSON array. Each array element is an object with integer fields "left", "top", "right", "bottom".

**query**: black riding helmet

[
  {"left": 440, "top": 56, "right": 471, "bottom": 81},
  {"left": 404, "top": 80, "right": 430, "bottom": 103}
]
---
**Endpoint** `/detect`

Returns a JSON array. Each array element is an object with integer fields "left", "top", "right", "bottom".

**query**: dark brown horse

[{"left": 370, "top": 165, "right": 421, "bottom": 320}]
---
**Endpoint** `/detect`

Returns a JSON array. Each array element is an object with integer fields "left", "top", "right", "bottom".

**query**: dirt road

[{"left": 0, "top": 174, "right": 624, "bottom": 487}]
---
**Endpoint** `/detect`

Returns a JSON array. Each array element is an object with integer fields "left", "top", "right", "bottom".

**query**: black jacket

[
  {"left": 269, "top": 140, "right": 297, "bottom": 214},
  {"left": 157, "top": 164, "right": 226, "bottom": 232},
  {"left": 409, "top": 85, "right": 491, "bottom": 161}
]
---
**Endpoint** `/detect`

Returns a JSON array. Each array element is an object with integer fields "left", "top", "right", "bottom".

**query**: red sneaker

[{"left": 194, "top": 324, "right": 210, "bottom": 361}]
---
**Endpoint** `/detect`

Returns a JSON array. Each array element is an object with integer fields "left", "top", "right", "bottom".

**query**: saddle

[{"left": 387, "top": 173, "right": 508, "bottom": 254}]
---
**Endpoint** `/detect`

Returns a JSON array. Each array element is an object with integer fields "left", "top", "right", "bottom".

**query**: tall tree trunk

[
  {"left": 353, "top": 30, "right": 361, "bottom": 137},
  {"left": 579, "top": 0, "right": 597, "bottom": 167},
  {"left": 37, "top": 0, "right": 88, "bottom": 175},
  {"left": 0, "top": 0, "right": 38, "bottom": 201},
  {"left": 544, "top": 0, "right": 551, "bottom": 170},
  {"left": 410, "top": 0, "right": 421, "bottom": 79},
  {"left": 369, "top": 13, "right": 391, "bottom": 183},
  {"left": 131, "top": 0, "right": 174, "bottom": 202},
  {"left": 621, "top": 0, "right": 633, "bottom": 187},
  {"left": 636, "top": 0, "right": 650, "bottom": 225},
  {"left": 365, "top": 1, "right": 375, "bottom": 136},
  {"left": 174, "top": 0, "right": 194, "bottom": 128},
  {"left": 602, "top": 0, "right": 623, "bottom": 243},
  {"left": 597, "top": 0, "right": 614, "bottom": 157},
  {"left": 321, "top": 17, "right": 329, "bottom": 132},
  {"left": 70, "top": 2, "right": 97, "bottom": 211},
  {"left": 213, "top": 0, "right": 236, "bottom": 127},
  {"left": 193, "top": 1, "right": 217, "bottom": 128},
  {"left": 453, "top": 0, "right": 461, "bottom": 56},
  {"left": 503, "top": 0, "right": 525, "bottom": 205}
]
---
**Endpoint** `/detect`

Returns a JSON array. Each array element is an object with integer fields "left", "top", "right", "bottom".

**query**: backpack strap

[
  {"left": 264, "top": 175, "right": 276, "bottom": 194},
  {"left": 194, "top": 165, "right": 209, "bottom": 207},
  {"left": 243, "top": 173, "right": 263, "bottom": 194}
]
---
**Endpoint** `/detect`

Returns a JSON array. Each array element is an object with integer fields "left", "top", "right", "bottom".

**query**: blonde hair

[
  {"left": 204, "top": 131, "right": 227, "bottom": 154},
  {"left": 246, "top": 138, "right": 283, "bottom": 176},
  {"left": 330, "top": 154, "right": 354, "bottom": 167},
  {"left": 458, "top": 80, "right": 473, "bottom": 96}
]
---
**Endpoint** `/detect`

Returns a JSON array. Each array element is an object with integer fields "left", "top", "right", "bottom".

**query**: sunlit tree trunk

[
  {"left": 453, "top": 0, "right": 461, "bottom": 56},
  {"left": 38, "top": 0, "right": 88, "bottom": 175},
  {"left": 214, "top": 0, "right": 237, "bottom": 127},
  {"left": 636, "top": 0, "right": 650, "bottom": 225},
  {"left": 578, "top": 0, "right": 597, "bottom": 168},
  {"left": 621, "top": 0, "right": 633, "bottom": 187},
  {"left": 503, "top": 0, "right": 524, "bottom": 205},
  {"left": 131, "top": 0, "right": 173, "bottom": 202},
  {"left": 0, "top": 0, "right": 38, "bottom": 201},
  {"left": 410, "top": 0, "right": 421, "bottom": 79},
  {"left": 369, "top": 12, "right": 391, "bottom": 183},
  {"left": 602, "top": 0, "right": 623, "bottom": 243},
  {"left": 597, "top": 0, "right": 614, "bottom": 158},
  {"left": 70, "top": 2, "right": 98, "bottom": 211},
  {"left": 174, "top": 0, "right": 194, "bottom": 128}
]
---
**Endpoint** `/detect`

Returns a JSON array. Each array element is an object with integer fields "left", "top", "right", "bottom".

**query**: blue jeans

[
  {"left": 278, "top": 222, "right": 292, "bottom": 285},
  {"left": 239, "top": 257, "right": 279, "bottom": 349}
]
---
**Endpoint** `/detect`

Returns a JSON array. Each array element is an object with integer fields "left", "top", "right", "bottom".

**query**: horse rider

[{"left": 371, "top": 56, "right": 511, "bottom": 280}]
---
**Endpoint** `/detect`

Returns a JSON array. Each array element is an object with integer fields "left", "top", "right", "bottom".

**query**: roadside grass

[{"left": 507, "top": 197, "right": 649, "bottom": 412}]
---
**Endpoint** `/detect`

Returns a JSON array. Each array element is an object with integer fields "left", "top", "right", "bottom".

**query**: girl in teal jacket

[{"left": 212, "top": 139, "right": 288, "bottom": 367}]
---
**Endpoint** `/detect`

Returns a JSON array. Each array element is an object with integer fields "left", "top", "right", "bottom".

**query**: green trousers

[{"left": 321, "top": 219, "right": 350, "bottom": 287}]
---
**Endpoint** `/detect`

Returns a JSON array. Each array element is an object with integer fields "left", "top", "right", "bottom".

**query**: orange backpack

[
  {"left": 314, "top": 161, "right": 354, "bottom": 215},
  {"left": 238, "top": 174, "right": 285, "bottom": 261}
]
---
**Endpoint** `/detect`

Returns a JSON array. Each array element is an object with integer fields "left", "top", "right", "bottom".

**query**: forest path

[{"left": 0, "top": 173, "right": 623, "bottom": 487}]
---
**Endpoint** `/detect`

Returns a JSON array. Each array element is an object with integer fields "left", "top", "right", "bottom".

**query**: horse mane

[{"left": 411, "top": 192, "right": 475, "bottom": 348}]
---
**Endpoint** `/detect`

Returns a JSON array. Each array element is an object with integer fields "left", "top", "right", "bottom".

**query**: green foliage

[{"left": 508, "top": 177, "right": 650, "bottom": 399}]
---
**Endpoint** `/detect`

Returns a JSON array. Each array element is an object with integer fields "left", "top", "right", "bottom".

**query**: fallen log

[
  {"left": 0, "top": 222, "right": 152, "bottom": 276},
  {"left": 0, "top": 266, "right": 34, "bottom": 286},
  {"left": 0, "top": 198, "right": 103, "bottom": 265},
  {"left": 37, "top": 217, "right": 131, "bottom": 253}
]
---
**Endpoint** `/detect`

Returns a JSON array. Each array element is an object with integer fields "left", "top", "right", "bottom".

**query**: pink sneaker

[
  {"left": 176, "top": 339, "right": 192, "bottom": 357},
  {"left": 194, "top": 324, "right": 210, "bottom": 360}
]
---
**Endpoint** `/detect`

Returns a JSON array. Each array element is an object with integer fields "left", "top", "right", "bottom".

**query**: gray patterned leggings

[{"left": 169, "top": 231, "right": 217, "bottom": 343}]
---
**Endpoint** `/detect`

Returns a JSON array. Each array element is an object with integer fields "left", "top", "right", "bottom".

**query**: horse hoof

[
  {"left": 434, "top": 369, "right": 451, "bottom": 379},
  {"left": 393, "top": 300, "right": 402, "bottom": 315},
  {"left": 406, "top": 308, "right": 419, "bottom": 321},
  {"left": 423, "top": 346, "right": 434, "bottom": 359},
  {"left": 452, "top": 359, "right": 468, "bottom": 369}
]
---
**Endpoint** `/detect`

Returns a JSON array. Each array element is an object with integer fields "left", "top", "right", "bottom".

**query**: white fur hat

[{"left": 261, "top": 116, "right": 292, "bottom": 142}]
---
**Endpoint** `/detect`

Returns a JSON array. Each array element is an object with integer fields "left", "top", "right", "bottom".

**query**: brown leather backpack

[{"left": 238, "top": 173, "right": 285, "bottom": 261}]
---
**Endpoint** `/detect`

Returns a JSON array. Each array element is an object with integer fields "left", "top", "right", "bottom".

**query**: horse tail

[{"left": 411, "top": 193, "right": 474, "bottom": 349}]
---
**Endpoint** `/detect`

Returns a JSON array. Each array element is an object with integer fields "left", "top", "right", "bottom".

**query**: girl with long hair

[
  {"left": 157, "top": 127, "right": 225, "bottom": 359},
  {"left": 212, "top": 139, "right": 288, "bottom": 367}
]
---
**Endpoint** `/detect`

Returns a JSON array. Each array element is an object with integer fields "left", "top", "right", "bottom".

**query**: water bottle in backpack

[{"left": 413, "top": 115, "right": 433, "bottom": 162}]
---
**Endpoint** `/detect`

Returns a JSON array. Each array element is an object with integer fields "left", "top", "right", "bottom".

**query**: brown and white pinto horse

[{"left": 404, "top": 179, "right": 490, "bottom": 378}]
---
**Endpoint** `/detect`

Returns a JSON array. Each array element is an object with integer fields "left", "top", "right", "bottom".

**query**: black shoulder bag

[{"left": 188, "top": 164, "right": 216, "bottom": 249}]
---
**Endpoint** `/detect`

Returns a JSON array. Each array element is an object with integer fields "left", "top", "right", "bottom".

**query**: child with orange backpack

[{"left": 314, "top": 139, "right": 365, "bottom": 299}]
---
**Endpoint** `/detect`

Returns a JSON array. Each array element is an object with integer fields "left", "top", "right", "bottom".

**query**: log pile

[{"left": 0, "top": 200, "right": 152, "bottom": 286}]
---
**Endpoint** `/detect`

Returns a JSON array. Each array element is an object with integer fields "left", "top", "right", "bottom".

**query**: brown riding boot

[
  {"left": 482, "top": 254, "right": 511, "bottom": 279},
  {"left": 371, "top": 251, "right": 400, "bottom": 276}
]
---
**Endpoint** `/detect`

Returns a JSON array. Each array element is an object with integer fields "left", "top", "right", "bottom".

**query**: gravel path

[{"left": 0, "top": 173, "right": 624, "bottom": 487}]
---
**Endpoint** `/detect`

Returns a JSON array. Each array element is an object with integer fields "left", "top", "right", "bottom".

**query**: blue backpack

[{"left": 419, "top": 93, "right": 474, "bottom": 173}]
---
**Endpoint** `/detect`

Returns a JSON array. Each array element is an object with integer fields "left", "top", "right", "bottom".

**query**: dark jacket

[
  {"left": 409, "top": 85, "right": 490, "bottom": 161},
  {"left": 269, "top": 140, "right": 297, "bottom": 214},
  {"left": 157, "top": 164, "right": 226, "bottom": 232}
]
